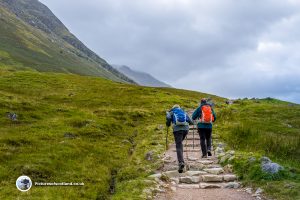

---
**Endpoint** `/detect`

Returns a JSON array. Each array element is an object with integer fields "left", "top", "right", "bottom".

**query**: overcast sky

[{"left": 40, "top": 0, "right": 300, "bottom": 103}]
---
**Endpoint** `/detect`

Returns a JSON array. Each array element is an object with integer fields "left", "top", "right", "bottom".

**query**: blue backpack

[{"left": 172, "top": 108, "right": 189, "bottom": 126}]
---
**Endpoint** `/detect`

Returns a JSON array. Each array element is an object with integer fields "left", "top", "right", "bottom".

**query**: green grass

[
  {"left": 0, "top": 67, "right": 299, "bottom": 199},
  {"left": 0, "top": 67, "right": 221, "bottom": 199},
  {"left": 215, "top": 98, "right": 300, "bottom": 199}
]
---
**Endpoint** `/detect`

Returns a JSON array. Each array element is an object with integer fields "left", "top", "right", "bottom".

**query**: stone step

[
  {"left": 201, "top": 174, "right": 224, "bottom": 182},
  {"left": 196, "top": 160, "right": 215, "bottom": 165},
  {"left": 223, "top": 174, "right": 237, "bottom": 182},
  {"left": 203, "top": 167, "right": 224, "bottom": 175},
  {"left": 186, "top": 138, "right": 200, "bottom": 140},
  {"left": 177, "top": 184, "right": 200, "bottom": 189},
  {"left": 179, "top": 176, "right": 200, "bottom": 184},
  {"left": 172, "top": 149, "right": 201, "bottom": 152},
  {"left": 187, "top": 136, "right": 199, "bottom": 138},
  {"left": 176, "top": 182, "right": 240, "bottom": 189},
  {"left": 200, "top": 182, "right": 223, "bottom": 189},
  {"left": 184, "top": 144, "right": 201, "bottom": 147},
  {"left": 185, "top": 171, "right": 208, "bottom": 176}
]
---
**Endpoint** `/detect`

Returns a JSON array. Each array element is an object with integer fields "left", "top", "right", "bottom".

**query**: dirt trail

[{"left": 154, "top": 122, "right": 256, "bottom": 200}]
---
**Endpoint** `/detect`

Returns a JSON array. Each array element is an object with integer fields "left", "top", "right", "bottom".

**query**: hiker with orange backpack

[{"left": 192, "top": 98, "right": 216, "bottom": 158}]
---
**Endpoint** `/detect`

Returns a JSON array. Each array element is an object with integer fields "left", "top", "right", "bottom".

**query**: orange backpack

[{"left": 199, "top": 105, "right": 214, "bottom": 123}]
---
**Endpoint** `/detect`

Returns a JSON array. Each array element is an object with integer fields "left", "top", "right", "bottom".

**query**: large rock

[
  {"left": 224, "top": 182, "right": 240, "bottom": 189},
  {"left": 223, "top": 174, "right": 237, "bottom": 182},
  {"left": 179, "top": 176, "right": 200, "bottom": 184},
  {"left": 261, "top": 157, "right": 283, "bottom": 174},
  {"left": 203, "top": 168, "right": 224, "bottom": 175},
  {"left": 202, "top": 175, "right": 223, "bottom": 182}
]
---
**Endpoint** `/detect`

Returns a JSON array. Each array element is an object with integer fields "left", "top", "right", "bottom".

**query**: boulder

[
  {"left": 260, "top": 157, "right": 283, "bottom": 174},
  {"left": 224, "top": 182, "right": 240, "bottom": 189}
]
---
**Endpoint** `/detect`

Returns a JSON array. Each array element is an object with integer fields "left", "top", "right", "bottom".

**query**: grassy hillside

[
  {"left": 0, "top": 66, "right": 221, "bottom": 199},
  {"left": 0, "top": 2, "right": 134, "bottom": 83},
  {"left": 216, "top": 99, "right": 300, "bottom": 199},
  {"left": 0, "top": 67, "right": 299, "bottom": 199}
]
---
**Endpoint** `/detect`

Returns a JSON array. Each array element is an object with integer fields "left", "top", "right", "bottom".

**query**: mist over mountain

[
  {"left": 115, "top": 65, "right": 171, "bottom": 87},
  {"left": 0, "top": 0, "right": 135, "bottom": 83}
]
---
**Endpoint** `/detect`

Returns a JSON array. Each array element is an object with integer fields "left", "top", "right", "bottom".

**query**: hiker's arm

[
  {"left": 186, "top": 114, "right": 193, "bottom": 125},
  {"left": 166, "top": 111, "right": 172, "bottom": 127},
  {"left": 192, "top": 107, "right": 200, "bottom": 120},
  {"left": 212, "top": 108, "right": 216, "bottom": 122}
]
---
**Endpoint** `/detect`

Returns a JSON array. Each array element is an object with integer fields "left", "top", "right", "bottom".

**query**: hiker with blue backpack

[
  {"left": 166, "top": 105, "right": 193, "bottom": 173},
  {"left": 192, "top": 98, "right": 216, "bottom": 158}
]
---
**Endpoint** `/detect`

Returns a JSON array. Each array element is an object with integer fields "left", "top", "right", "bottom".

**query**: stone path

[{"left": 151, "top": 118, "right": 257, "bottom": 200}]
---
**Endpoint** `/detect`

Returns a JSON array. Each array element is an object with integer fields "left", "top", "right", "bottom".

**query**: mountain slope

[
  {"left": 115, "top": 65, "right": 171, "bottom": 87},
  {"left": 0, "top": 0, "right": 135, "bottom": 83}
]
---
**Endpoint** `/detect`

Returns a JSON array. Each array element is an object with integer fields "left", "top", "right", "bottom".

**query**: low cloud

[{"left": 40, "top": 0, "right": 300, "bottom": 103}]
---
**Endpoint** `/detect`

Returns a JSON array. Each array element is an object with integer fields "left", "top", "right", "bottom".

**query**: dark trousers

[
  {"left": 198, "top": 128, "right": 212, "bottom": 156},
  {"left": 173, "top": 130, "right": 188, "bottom": 164}
]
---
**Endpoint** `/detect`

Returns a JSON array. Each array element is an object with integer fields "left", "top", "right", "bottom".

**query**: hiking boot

[
  {"left": 178, "top": 162, "right": 185, "bottom": 173},
  {"left": 202, "top": 155, "right": 207, "bottom": 158},
  {"left": 207, "top": 151, "right": 212, "bottom": 156}
]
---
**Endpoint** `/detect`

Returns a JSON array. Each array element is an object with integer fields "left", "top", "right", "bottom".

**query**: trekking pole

[
  {"left": 166, "top": 126, "right": 169, "bottom": 150},
  {"left": 193, "top": 122, "right": 195, "bottom": 149}
]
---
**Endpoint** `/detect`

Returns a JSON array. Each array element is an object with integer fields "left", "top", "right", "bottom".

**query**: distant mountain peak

[{"left": 114, "top": 65, "right": 171, "bottom": 88}]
